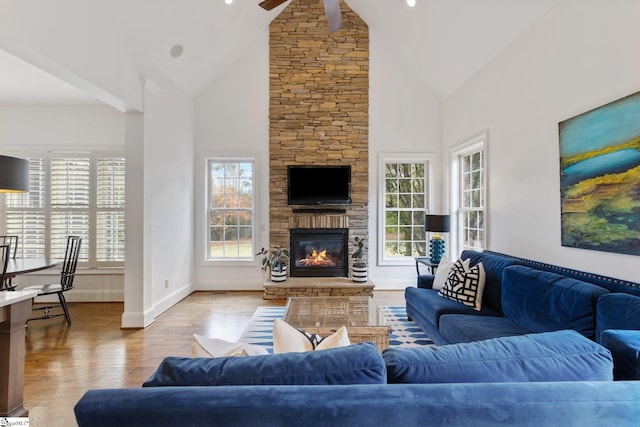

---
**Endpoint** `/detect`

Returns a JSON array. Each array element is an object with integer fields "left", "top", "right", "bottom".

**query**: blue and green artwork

[{"left": 559, "top": 91, "right": 640, "bottom": 256}]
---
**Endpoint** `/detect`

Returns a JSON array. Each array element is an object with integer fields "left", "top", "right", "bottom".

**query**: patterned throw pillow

[{"left": 438, "top": 259, "right": 486, "bottom": 311}]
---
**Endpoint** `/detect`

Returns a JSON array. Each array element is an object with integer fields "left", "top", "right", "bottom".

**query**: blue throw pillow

[
  {"left": 143, "top": 342, "right": 386, "bottom": 386},
  {"left": 502, "top": 265, "right": 609, "bottom": 339},
  {"left": 596, "top": 293, "right": 640, "bottom": 342},
  {"left": 383, "top": 330, "right": 612, "bottom": 383}
]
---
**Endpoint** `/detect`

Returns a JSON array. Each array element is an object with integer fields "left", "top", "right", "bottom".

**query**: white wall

[
  {"left": 368, "top": 31, "right": 442, "bottom": 289},
  {"left": 193, "top": 30, "right": 271, "bottom": 290},
  {"left": 123, "top": 76, "right": 196, "bottom": 328},
  {"left": 442, "top": 0, "right": 640, "bottom": 282}
]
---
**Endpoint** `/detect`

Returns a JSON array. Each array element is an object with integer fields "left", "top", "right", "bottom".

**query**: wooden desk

[
  {"left": 0, "top": 290, "right": 38, "bottom": 417},
  {"left": 1, "top": 258, "right": 60, "bottom": 417}
]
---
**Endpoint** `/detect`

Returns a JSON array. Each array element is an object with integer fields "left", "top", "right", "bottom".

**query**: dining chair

[
  {"left": 0, "top": 235, "right": 18, "bottom": 290},
  {"left": 0, "top": 244, "right": 10, "bottom": 291},
  {"left": 25, "top": 236, "right": 82, "bottom": 326}
]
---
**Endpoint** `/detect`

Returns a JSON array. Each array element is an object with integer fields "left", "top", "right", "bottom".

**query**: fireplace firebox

[{"left": 290, "top": 228, "right": 349, "bottom": 277}]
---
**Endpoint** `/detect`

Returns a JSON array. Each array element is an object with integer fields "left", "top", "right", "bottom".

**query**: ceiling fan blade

[
  {"left": 323, "top": 0, "right": 342, "bottom": 33},
  {"left": 259, "top": 0, "right": 288, "bottom": 11}
]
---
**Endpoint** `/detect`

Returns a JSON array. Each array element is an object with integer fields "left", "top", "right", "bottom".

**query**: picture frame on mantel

[{"left": 559, "top": 90, "right": 640, "bottom": 256}]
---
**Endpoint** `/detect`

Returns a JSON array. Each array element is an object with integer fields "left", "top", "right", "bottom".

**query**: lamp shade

[
  {"left": 425, "top": 214, "right": 450, "bottom": 233},
  {"left": 0, "top": 155, "right": 29, "bottom": 193}
]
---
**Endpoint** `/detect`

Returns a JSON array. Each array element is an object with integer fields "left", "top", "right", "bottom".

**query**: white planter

[
  {"left": 270, "top": 266, "right": 288, "bottom": 282},
  {"left": 352, "top": 263, "right": 368, "bottom": 283}
]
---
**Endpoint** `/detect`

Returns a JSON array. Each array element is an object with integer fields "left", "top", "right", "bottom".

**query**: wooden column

[{"left": 0, "top": 292, "right": 35, "bottom": 417}]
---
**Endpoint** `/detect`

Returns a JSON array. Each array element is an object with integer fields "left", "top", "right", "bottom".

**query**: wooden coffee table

[{"left": 283, "top": 296, "right": 390, "bottom": 351}]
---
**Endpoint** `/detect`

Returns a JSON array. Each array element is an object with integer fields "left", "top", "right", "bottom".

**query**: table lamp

[
  {"left": 0, "top": 155, "right": 29, "bottom": 193},
  {"left": 425, "top": 214, "right": 450, "bottom": 264}
]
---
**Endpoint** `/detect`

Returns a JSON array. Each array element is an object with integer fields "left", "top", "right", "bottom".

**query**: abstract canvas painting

[{"left": 559, "top": 91, "right": 640, "bottom": 256}]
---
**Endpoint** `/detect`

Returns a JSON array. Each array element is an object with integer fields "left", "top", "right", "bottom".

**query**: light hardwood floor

[{"left": 23, "top": 290, "right": 406, "bottom": 427}]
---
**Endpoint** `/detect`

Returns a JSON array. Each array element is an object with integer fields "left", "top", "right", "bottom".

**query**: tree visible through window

[
  {"left": 382, "top": 159, "right": 429, "bottom": 261},
  {"left": 207, "top": 160, "right": 254, "bottom": 260}
]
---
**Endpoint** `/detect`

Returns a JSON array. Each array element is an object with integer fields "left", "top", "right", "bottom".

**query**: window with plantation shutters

[
  {"left": 96, "top": 158, "right": 125, "bottom": 262},
  {"left": 51, "top": 157, "right": 91, "bottom": 261},
  {"left": 5, "top": 158, "right": 46, "bottom": 257},
  {"left": 3, "top": 152, "right": 125, "bottom": 267}
]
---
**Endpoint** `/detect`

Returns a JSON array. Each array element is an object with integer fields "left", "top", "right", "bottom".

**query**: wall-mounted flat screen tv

[{"left": 287, "top": 165, "right": 351, "bottom": 205}]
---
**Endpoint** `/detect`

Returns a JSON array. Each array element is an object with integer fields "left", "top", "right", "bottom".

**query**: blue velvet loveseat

[{"left": 406, "top": 250, "right": 640, "bottom": 380}]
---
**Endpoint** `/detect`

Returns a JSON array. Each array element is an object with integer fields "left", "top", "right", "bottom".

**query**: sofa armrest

[
  {"left": 600, "top": 329, "right": 640, "bottom": 380},
  {"left": 417, "top": 275, "right": 435, "bottom": 289}
]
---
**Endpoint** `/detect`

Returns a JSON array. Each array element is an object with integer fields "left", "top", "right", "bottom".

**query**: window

[
  {"left": 379, "top": 154, "right": 433, "bottom": 264},
  {"left": 4, "top": 152, "right": 125, "bottom": 266},
  {"left": 451, "top": 135, "right": 486, "bottom": 254},
  {"left": 207, "top": 159, "right": 255, "bottom": 260}
]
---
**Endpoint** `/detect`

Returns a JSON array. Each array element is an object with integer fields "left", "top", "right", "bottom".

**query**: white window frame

[
  {"left": 204, "top": 157, "right": 256, "bottom": 262},
  {"left": 450, "top": 133, "right": 487, "bottom": 257},
  {"left": 377, "top": 153, "right": 435, "bottom": 266},
  {"left": 3, "top": 151, "right": 125, "bottom": 268}
]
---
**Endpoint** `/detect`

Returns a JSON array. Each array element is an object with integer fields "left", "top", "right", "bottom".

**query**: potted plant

[
  {"left": 256, "top": 246, "right": 290, "bottom": 282},
  {"left": 351, "top": 236, "right": 368, "bottom": 283}
]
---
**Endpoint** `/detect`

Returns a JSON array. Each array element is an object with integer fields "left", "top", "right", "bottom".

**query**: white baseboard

[{"left": 121, "top": 308, "right": 155, "bottom": 329}]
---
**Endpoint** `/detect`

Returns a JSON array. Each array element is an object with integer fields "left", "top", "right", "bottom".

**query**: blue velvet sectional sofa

[
  {"left": 406, "top": 250, "right": 640, "bottom": 380},
  {"left": 74, "top": 250, "right": 640, "bottom": 426}
]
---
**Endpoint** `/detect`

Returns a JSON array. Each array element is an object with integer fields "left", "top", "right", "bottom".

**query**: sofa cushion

[
  {"left": 596, "top": 293, "right": 640, "bottom": 342},
  {"left": 143, "top": 342, "right": 386, "bottom": 387},
  {"left": 438, "top": 259, "right": 486, "bottom": 310},
  {"left": 405, "top": 287, "right": 501, "bottom": 329},
  {"left": 438, "top": 314, "right": 530, "bottom": 343},
  {"left": 461, "top": 250, "right": 520, "bottom": 314},
  {"left": 383, "top": 330, "right": 613, "bottom": 384},
  {"left": 600, "top": 329, "right": 640, "bottom": 380},
  {"left": 502, "top": 265, "right": 609, "bottom": 339}
]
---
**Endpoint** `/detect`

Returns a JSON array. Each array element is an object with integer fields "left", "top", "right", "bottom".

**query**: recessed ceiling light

[
  {"left": 225, "top": 0, "right": 234, "bottom": 5},
  {"left": 407, "top": 0, "right": 416, "bottom": 7},
  {"left": 170, "top": 44, "right": 184, "bottom": 58}
]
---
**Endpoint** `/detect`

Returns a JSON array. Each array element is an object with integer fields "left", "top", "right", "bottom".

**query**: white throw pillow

[
  {"left": 273, "top": 318, "right": 350, "bottom": 354},
  {"left": 432, "top": 256, "right": 470, "bottom": 290},
  {"left": 438, "top": 259, "right": 486, "bottom": 311},
  {"left": 192, "top": 334, "right": 269, "bottom": 357}
]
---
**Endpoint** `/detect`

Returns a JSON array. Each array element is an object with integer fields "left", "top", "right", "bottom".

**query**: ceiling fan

[{"left": 259, "top": 0, "right": 343, "bottom": 33}]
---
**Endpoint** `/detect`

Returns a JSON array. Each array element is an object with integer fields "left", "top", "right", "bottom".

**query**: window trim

[
  {"left": 449, "top": 133, "right": 488, "bottom": 257},
  {"left": 377, "top": 152, "right": 435, "bottom": 266},
  {"left": 204, "top": 157, "right": 257, "bottom": 263}
]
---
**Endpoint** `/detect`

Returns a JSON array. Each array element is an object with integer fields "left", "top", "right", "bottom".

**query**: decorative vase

[
  {"left": 429, "top": 237, "right": 445, "bottom": 264},
  {"left": 271, "top": 265, "right": 287, "bottom": 282},
  {"left": 352, "top": 263, "right": 368, "bottom": 283}
]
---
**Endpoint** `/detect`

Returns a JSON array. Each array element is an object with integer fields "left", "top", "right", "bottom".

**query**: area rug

[{"left": 239, "top": 306, "right": 433, "bottom": 353}]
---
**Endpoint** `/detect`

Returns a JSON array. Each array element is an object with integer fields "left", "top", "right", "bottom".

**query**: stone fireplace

[
  {"left": 267, "top": 0, "right": 370, "bottom": 272},
  {"left": 290, "top": 228, "right": 349, "bottom": 277}
]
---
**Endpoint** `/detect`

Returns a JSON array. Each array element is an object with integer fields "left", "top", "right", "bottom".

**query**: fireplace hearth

[{"left": 290, "top": 228, "right": 349, "bottom": 277}]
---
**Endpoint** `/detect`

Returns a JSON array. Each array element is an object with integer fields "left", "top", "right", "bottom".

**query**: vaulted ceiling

[{"left": 0, "top": 0, "right": 560, "bottom": 106}]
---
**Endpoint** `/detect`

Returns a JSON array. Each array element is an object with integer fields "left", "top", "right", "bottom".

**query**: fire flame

[{"left": 298, "top": 248, "right": 335, "bottom": 267}]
